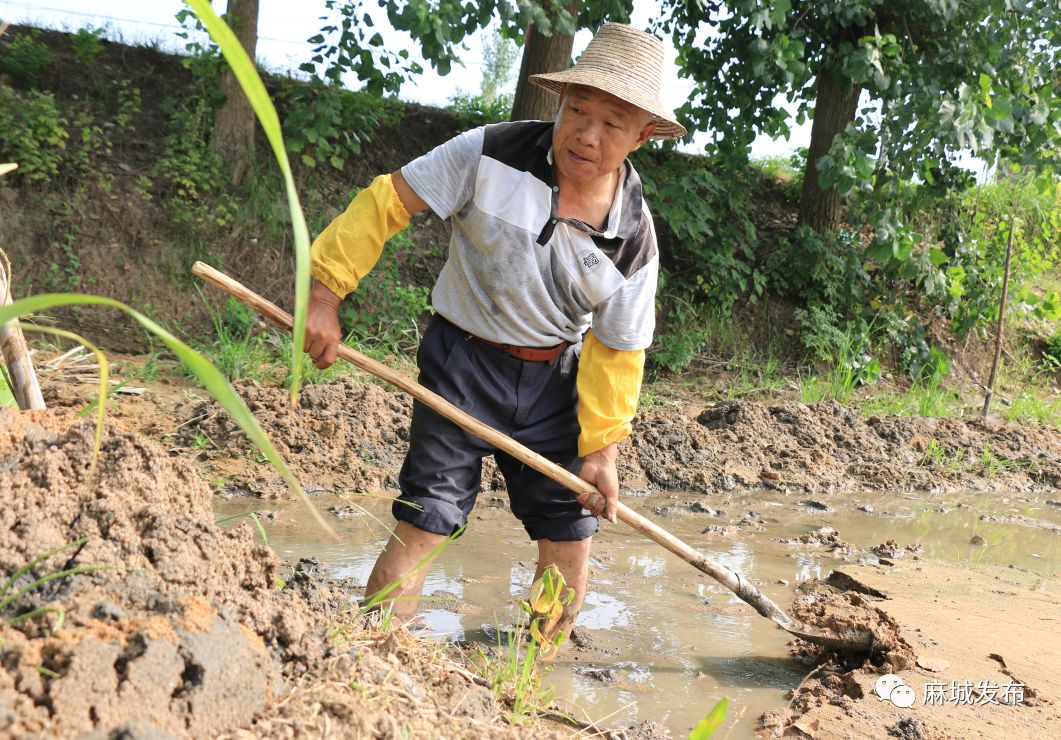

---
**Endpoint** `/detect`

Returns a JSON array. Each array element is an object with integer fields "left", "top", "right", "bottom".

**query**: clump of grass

[
  {"left": 993, "top": 356, "right": 1061, "bottom": 425},
  {"left": 917, "top": 440, "right": 966, "bottom": 474},
  {"left": 1002, "top": 388, "right": 1061, "bottom": 425},
  {"left": 858, "top": 379, "right": 962, "bottom": 418}
]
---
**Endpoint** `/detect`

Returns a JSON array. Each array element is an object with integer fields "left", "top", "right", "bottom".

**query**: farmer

[{"left": 304, "top": 23, "right": 686, "bottom": 638}]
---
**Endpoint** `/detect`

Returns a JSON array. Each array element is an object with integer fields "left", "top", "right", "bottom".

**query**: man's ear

[{"left": 633, "top": 122, "right": 656, "bottom": 150}]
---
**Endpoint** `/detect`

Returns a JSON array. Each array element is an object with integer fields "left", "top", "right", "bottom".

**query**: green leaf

[
  {"left": 688, "top": 698, "right": 728, "bottom": 739},
  {"left": 866, "top": 240, "right": 893, "bottom": 262},
  {"left": 979, "top": 72, "right": 992, "bottom": 104},
  {"left": 989, "top": 96, "right": 1013, "bottom": 119},
  {"left": 183, "top": 0, "right": 310, "bottom": 405}
]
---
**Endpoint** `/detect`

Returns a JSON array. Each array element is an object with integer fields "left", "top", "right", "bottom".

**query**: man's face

[{"left": 553, "top": 85, "right": 655, "bottom": 186}]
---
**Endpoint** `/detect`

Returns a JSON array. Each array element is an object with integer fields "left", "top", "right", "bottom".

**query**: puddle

[{"left": 215, "top": 489, "right": 1061, "bottom": 735}]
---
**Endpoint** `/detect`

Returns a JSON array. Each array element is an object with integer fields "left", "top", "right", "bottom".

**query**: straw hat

[{"left": 529, "top": 23, "right": 687, "bottom": 140}]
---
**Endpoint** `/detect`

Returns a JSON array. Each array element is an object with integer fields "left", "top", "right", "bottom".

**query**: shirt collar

[{"left": 538, "top": 124, "right": 645, "bottom": 241}]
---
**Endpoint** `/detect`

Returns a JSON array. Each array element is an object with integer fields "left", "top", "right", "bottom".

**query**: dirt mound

[
  {"left": 789, "top": 583, "right": 917, "bottom": 673},
  {"left": 0, "top": 408, "right": 325, "bottom": 736},
  {"left": 180, "top": 381, "right": 1061, "bottom": 500},
  {"left": 178, "top": 376, "right": 413, "bottom": 497},
  {"left": 630, "top": 399, "right": 1061, "bottom": 494},
  {"left": 0, "top": 408, "right": 578, "bottom": 738}
]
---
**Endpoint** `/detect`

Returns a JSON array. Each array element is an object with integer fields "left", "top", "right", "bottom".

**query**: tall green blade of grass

[
  {"left": 183, "top": 0, "right": 310, "bottom": 405},
  {"left": 0, "top": 294, "right": 336, "bottom": 540}
]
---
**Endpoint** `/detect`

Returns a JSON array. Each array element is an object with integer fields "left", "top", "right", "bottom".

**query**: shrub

[
  {"left": 447, "top": 91, "right": 512, "bottom": 127},
  {"left": 152, "top": 98, "right": 235, "bottom": 228},
  {"left": 0, "top": 85, "right": 68, "bottom": 183},
  {"left": 70, "top": 26, "right": 106, "bottom": 65},
  {"left": 282, "top": 84, "right": 404, "bottom": 170},
  {"left": 0, "top": 30, "right": 52, "bottom": 89},
  {"left": 1044, "top": 333, "right": 1061, "bottom": 371}
]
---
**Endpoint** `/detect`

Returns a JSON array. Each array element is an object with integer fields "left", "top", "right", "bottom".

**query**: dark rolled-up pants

[{"left": 394, "top": 314, "right": 597, "bottom": 542}]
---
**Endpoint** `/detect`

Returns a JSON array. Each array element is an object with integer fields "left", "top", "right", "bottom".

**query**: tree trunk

[
  {"left": 983, "top": 217, "right": 1016, "bottom": 418},
  {"left": 510, "top": 0, "right": 580, "bottom": 122},
  {"left": 798, "top": 66, "right": 862, "bottom": 232},
  {"left": 214, "top": 0, "right": 259, "bottom": 185}
]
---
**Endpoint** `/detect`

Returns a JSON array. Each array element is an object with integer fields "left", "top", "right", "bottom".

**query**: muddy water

[{"left": 215, "top": 489, "right": 1060, "bottom": 736}]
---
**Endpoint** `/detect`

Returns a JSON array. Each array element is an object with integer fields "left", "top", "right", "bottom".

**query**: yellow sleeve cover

[
  {"left": 576, "top": 330, "right": 646, "bottom": 457},
  {"left": 310, "top": 173, "right": 412, "bottom": 300}
]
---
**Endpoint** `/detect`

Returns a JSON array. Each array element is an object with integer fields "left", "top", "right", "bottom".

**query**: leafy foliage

[
  {"left": 946, "top": 177, "right": 1061, "bottom": 340},
  {"left": 69, "top": 26, "right": 106, "bottom": 65},
  {"left": 302, "top": 0, "right": 589, "bottom": 96},
  {"left": 1045, "top": 333, "right": 1061, "bottom": 371},
  {"left": 281, "top": 83, "right": 404, "bottom": 170},
  {"left": 635, "top": 151, "right": 761, "bottom": 312},
  {"left": 153, "top": 97, "right": 236, "bottom": 228},
  {"left": 0, "top": 86, "right": 68, "bottom": 183},
  {"left": 447, "top": 91, "right": 513, "bottom": 127},
  {"left": 0, "top": 30, "right": 53, "bottom": 89},
  {"left": 640, "top": 0, "right": 1060, "bottom": 380}
]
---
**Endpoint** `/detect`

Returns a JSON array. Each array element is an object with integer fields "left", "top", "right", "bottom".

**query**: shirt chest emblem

[{"left": 579, "top": 251, "right": 603, "bottom": 273}]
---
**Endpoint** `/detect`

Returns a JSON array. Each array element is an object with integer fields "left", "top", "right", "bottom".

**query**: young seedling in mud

[{"left": 473, "top": 564, "right": 576, "bottom": 721}]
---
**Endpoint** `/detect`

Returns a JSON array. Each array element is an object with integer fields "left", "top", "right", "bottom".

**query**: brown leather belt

[{"left": 441, "top": 317, "right": 572, "bottom": 362}]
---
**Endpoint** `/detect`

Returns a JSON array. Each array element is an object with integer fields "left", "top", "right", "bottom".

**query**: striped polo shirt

[{"left": 401, "top": 120, "right": 658, "bottom": 351}]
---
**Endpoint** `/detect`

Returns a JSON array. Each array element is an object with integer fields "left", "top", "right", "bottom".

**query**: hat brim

[{"left": 530, "top": 70, "right": 687, "bottom": 140}]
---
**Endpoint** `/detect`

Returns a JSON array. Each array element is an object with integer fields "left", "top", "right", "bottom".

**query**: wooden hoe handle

[{"left": 191, "top": 261, "right": 796, "bottom": 628}]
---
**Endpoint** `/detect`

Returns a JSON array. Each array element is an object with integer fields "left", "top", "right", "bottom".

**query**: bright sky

[{"left": 0, "top": 0, "right": 810, "bottom": 158}]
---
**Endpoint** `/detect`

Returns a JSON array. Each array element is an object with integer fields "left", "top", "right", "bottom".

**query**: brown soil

[
  {"left": 0, "top": 408, "right": 567, "bottom": 738},
  {"left": 5, "top": 364, "right": 1061, "bottom": 737},
  {"left": 758, "top": 561, "right": 1061, "bottom": 739},
  {"left": 173, "top": 380, "right": 1061, "bottom": 499}
]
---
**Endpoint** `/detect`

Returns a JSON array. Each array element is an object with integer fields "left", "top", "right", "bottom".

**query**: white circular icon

[
  {"left": 890, "top": 685, "right": 916, "bottom": 708},
  {"left": 875, "top": 674, "right": 904, "bottom": 701},
  {"left": 874, "top": 674, "right": 916, "bottom": 707}
]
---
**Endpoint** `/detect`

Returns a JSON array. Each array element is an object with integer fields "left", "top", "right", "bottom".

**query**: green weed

[
  {"left": 0, "top": 86, "right": 68, "bottom": 183},
  {"left": 447, "top": 91, "right": 512, "bottom": 127},
  {"left": 1002, "top": 388, "right": 1061, "bottom": 426},
  {"left": 0, "top": 30, "right": 53, "bottom": 89},
  {"left": 917, "top": 440, "right": 966, "bottom": 474},
  {"left": 69, "top": 26, "right": 106, "bottom": 65},
  {"left": 651, "top": 290, "right": 713, "bottom": 375},
  {"left": 338, "top": 230, "right": 431, "bottom": 355},
  {"left": 281, "top": 84, "right": 404, "bottom": 171},
  {"left": 976, "top": 442, "right": 1017, "bottom": 478},
  {"left": 470, "top": 565, "right": 574, "bottom": 721},
  {"left": 153, "top": 98, "right": 236, "bottom": 229}
]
